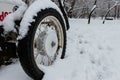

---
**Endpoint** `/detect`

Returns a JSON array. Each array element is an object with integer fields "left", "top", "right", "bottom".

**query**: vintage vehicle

[{"left": 0, "top": 0, "right": 69, "bottom": 79}]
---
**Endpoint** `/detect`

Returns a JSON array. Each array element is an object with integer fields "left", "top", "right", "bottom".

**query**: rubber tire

[{"left": 18, "top": 8, "right": 66, "bottom": 80}]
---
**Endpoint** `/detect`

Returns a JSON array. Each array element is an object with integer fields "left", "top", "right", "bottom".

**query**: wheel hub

[
  {"left": 45, "top": 29, "right": 58, "bottom": 57},
  {"left": 36, "top": 27, "right": 58, "bottom": 57},
  {"left": 33, "top": 16, "right": 64, "bottom": 66}
]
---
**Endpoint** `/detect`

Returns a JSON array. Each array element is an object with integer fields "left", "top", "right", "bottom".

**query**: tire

[{"left": 18, "top": 8, "right": 66, "bottom": 80}]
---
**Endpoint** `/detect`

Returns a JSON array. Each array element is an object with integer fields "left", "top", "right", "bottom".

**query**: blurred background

[{"left": 53, "top": 0, "right": 120, "bottom": 19}]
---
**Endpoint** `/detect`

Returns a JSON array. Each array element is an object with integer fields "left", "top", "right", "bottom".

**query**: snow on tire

[{"left": 18, "top": 8, "right": 66, "bottom": 80}]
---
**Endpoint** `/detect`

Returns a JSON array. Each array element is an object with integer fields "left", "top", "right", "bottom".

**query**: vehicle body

[{"left": 0, "top": 0, "right": 69, "bottom": 79}]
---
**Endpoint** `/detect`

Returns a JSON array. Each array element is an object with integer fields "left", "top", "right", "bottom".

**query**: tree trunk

[{"left": 88, "top": 0, "right": 97, "bottom": 24}]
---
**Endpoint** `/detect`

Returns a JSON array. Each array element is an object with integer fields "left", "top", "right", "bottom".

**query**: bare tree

[
  {"left": 103, "top": 0, "right": 120, "bottom": 24},
  {"left": 88, "top": 0, "right": 97, "bottom": 24},
  {"left": 52, "top": 0, "right": 120, "bottom": 18},
  {"left": 65, "top": 0, "right": 76, "bottom": 18}
]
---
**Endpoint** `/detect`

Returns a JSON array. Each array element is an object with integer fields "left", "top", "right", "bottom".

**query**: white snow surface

[{"left": 1, "top": 19, "right": 120, "bottom": 80}]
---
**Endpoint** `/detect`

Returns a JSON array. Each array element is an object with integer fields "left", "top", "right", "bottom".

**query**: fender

[{"left": 18, "top": 0, "right": 67, "bottom": 40}]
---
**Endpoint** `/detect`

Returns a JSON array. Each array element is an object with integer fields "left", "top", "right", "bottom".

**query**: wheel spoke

[{"left": 33, "top": 16, "right": 64, "bottom": 66}]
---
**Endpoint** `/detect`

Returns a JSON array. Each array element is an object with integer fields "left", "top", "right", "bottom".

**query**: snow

[
  {"left": 0, "top": 0, "right": 25, "bottom": 5},
  {"left": 18, "top": 0, "right": 64, "bottom": 39},
  {"left": 0, "top": 0, "right": 65, "bottom": 39},
  {"left": 0, "top": 62, "right": 31, "bottom": 80},
  {"left": 1, "top": 19, "right": 120, "bottom": 80},
  {"left": 91, "top": 5, "right": 96, "bottom": 12},
  {"left": 0, "top": 0, "right": 27, "bottom": 33},
  {"left": 0, "top": 0, "right": 64, "bottom": 39}
]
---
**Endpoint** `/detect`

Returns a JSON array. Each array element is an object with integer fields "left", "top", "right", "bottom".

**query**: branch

[{"left": 103, "top": 1, "right": 120, "bottom": 24}]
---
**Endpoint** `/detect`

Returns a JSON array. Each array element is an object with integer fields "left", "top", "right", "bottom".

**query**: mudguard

[{"left": 18, "top": 0, "right": 67, "bottom": 39}]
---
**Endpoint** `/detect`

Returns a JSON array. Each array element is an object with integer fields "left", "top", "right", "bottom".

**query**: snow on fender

[
  {"left": 0, "top": 0, "right": 27, "bottom": 33},
  {"left": 18, "top": 0, "right": 65, "bottom": 40}
]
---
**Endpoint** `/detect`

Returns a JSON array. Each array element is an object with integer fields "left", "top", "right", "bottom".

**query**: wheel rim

[{"left": 33, "top": 16, "right": 64, "bottom": 66}]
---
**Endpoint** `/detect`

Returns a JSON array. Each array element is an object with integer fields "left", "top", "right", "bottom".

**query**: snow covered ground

[{"left": 1, "top": 19, "right": 120, "bottom": 80}]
